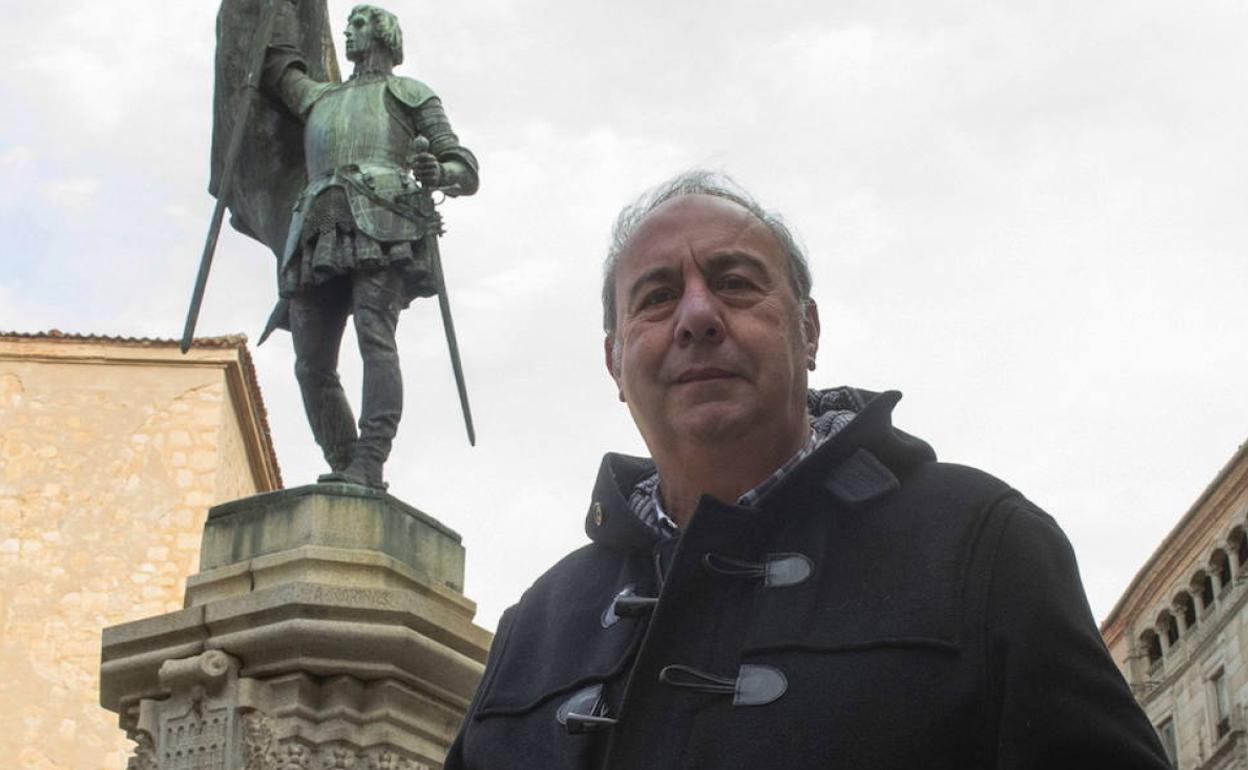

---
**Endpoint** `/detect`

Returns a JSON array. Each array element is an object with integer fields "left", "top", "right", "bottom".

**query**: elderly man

[{"left": 446, "top": 171, "right": 1168, "bottom": 769}]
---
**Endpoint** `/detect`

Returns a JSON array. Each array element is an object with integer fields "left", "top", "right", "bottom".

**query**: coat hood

[{"left": 583, "top": 386, "right": 936, "bottom": 548}]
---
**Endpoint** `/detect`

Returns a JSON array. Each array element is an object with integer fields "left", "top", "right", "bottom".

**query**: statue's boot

[
  {"left": 319, "top": 444, "right": 387, "bottom": 490},
  {"left": 323, "top": 443, "right": 355, "bottom": 473}
]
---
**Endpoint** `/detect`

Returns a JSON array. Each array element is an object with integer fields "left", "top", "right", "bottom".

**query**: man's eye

[
  {"left": 639, "top": 289, "right": 676, "bottom": 309},
  {"left": 716, "top": 274, "right": 755, "bottom": 291}
]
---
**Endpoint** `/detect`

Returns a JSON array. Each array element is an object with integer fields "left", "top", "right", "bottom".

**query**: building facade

[
  {"left": 1102, "top": 441, "right": 1248, "bottom": 769},
  {"left": 0, "top": 331, "right": 280, "bottom": 770}
]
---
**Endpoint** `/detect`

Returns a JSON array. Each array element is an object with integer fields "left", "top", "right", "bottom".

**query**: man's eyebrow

[
  {"left": 703, "top": 251, "right": 772, "bottom": 279},
  {"left": 625, "top": 265, "right": 680, "bottom": 307}
]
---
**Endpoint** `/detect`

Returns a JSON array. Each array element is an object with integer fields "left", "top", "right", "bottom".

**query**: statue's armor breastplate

[{"left": 304, "top": 79, "right": 410, "bottom": 179}]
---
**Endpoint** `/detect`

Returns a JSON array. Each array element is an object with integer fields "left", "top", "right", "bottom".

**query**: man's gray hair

[
  {"left": 351, "top": 5, "right": 404, "bottom": 66},
  {"left": 601, "top": 170, "right": 813, "bottom": 334}
]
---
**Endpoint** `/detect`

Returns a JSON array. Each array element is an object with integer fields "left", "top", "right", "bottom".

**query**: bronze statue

[{"left": 193, "top": 0, "right": 479, "bottom": 489}]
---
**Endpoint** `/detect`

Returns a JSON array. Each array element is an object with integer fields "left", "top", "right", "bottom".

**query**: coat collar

[{"left": 583, "top": 387, "right": 936, "bottom": 548}]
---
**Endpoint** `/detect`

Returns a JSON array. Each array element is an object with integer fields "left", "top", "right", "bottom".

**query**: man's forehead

[
  {"left": 618, "top": 194, "right": 778, "bottom": 267},
  {"left": 637, "top": 194, "right": 757, "bottom": 232}
]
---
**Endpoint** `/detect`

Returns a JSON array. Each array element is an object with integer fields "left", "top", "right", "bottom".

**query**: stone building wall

[
  {"left": 1102, "top": 441, "right": 1248, "bottom": 769},
  {"left": 0, "top": 333, "right": 280, "bottom": 770}
]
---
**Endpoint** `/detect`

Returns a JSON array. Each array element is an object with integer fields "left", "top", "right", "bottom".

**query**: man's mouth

[{"left": 675, "top": 367, "right": 739, "bottom": 384}]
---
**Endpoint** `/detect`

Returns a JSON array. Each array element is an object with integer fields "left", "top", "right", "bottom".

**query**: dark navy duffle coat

[{"left": 446, "top": 390, "right": 1170, "bottom": 770}]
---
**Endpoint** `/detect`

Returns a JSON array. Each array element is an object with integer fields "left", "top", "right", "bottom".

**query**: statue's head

[{"left": 345, "top": 5, "right": 404, "bottom": 67}]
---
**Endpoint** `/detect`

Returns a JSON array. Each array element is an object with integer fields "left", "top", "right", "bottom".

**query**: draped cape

[{"left": 210, "top": 0, "right": 341, "bottom": 259}]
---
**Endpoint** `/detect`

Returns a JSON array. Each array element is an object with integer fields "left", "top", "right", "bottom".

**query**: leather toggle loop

[
  {"left": 556, "top": 683, "right": 617, "bottom": 734},
  {"left": 732, "top": 664, "right": 788, "bottom": 706},
  {"left": 658, "top": 664, "right": 788, "bottom": 707},
  {"left": 658, "top": 664, "right": 737, "bottom": 695},
  {"left": 702, "top": 552, "right": 813, "bottom": 588}
]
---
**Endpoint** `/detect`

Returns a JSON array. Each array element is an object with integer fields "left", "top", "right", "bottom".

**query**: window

[
  {"left": 1143, "top": 630, "right": 1163, "bottom": 667},
  {"left": 1195, "top": 571, "right": 1215, "bottom": 610},
  {"left": 1177, "top": 592, "right": 1197, "bottom": 631},
  {"left": 1214, "top": 550, "right": 1233, "bottom": 593},
  {"left": 1233, "top": 527, "right": 1248, "bottom": 569},
  {"left": 1156, "top": 717, "right": 1177, "bottom": 768},
  {"left": 1212, "top": 669, "right": 1232, "bottom": 739},
  {"left": 1163, "top": 612, "right": 1180, "bottom": 646}
]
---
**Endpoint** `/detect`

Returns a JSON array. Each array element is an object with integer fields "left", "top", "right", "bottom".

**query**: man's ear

[
  {"left": 803, "top": 299, "right": 820, "bottom": 370},
  {"left": 604, "top": 335, "right": 625, "bottom": 401}
]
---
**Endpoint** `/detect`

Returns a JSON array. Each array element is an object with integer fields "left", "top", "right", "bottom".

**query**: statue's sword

[
  {"left": 180, "top": 0, "right": 284, "bottom": 353},
  {"left": 425, "top": 214, "right": 477, "bottom": 447},
  {"left": 408, "top": 137, "right": 476, "bottom": 446}
]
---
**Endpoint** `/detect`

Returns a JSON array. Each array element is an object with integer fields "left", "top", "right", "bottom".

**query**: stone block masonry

[{"left": 0, "top": 333, "right": 280, "bottom": 770}]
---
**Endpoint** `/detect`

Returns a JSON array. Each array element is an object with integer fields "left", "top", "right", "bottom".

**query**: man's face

[
  {"left": 344, "top": 12, "right": 376, "bottom": 61},
  {"left": 605, "top": 194, "right": 819, "bottom": 455}
]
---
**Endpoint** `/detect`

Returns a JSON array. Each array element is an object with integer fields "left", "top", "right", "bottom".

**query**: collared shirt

[{"left": 627, "top": 406, "right": 858, "bottom": 537}]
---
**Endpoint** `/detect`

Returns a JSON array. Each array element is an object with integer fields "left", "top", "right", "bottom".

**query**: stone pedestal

[{"left": 100, "top": 484, "right": 492, "bottom": 770}]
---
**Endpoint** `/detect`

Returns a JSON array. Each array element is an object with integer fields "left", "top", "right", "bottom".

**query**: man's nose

[{"left": 674, "top": 284, "right": 724, "bottom": 345}]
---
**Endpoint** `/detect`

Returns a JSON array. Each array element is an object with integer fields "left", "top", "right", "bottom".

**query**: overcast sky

[{"left": 2, "top": 0, "right": 1246, "bottom": 632}]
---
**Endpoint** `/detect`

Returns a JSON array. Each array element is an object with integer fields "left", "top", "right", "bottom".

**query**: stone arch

[
  {"left": 1229, "top": 525, "right": 1248, "bottom": 573},
  {"left": 1173, "top": 590, "right": 1197, "bottom": 632},
  {"left": 1211, "top": 548, "right": 1233, "bottom": 593}
]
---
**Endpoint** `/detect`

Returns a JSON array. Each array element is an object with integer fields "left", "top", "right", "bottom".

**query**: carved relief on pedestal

[
  {"left": 125, "top": 729, "right": 157, "bottom": 770},
  {"left": 148, "top": 650, "right": 241, "bottom": 770},
  {"left": 161, "top": 701, "right": 231, "bottom": 770},
  {"left": 275, "top": 741, "right": 312, "bottom": 770},
  {"left": 241, "top": 711, "right": 277, "bottom": 770},
  {"left": 362, "top": 749, "right": 431, "bottom": 770},
  {"left": 318, "top": 745, "right": 359, "bottom": 769}
]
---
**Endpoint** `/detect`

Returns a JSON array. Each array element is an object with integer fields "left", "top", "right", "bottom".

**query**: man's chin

[{"left": 670, "top": 401, "right": 754, "bottom": 444}]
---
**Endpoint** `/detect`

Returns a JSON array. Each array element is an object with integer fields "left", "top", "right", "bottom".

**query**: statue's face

[{"left": 344, "top": 11, "right": 377, "bottom": 61}]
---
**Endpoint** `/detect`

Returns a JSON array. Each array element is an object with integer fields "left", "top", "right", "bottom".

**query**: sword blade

[{"left": 428, "top": 232, "right": 476, "bottom": 446}]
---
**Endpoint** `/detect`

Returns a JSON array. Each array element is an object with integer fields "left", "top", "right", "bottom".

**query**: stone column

[
  {"left": 100, "top": 484, "right": 492, "bottom": 770},
  {"left": 1172, "top": 602, "right": 1189, "bottom": 634},
  {"left": 1211, "top": 560, "right": 1227, "bottom": 600}
]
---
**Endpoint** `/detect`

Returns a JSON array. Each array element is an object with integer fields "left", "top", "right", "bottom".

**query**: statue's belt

[{"left": 307, "top": 165, "right": 439, "bottom": 229}]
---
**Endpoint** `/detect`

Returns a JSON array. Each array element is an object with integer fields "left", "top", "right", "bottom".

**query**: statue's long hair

[{"left": 351, "top": 5, "right": 404, "bottom": 66}]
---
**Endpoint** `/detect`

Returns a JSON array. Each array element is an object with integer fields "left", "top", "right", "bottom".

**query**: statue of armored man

[{"left": 205, "top": 0, "right": 479, "bottom": 489}]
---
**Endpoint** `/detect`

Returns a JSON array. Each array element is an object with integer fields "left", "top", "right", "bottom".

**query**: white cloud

[
  {"left": 0, "top": 146, "right": 34, "bottom": 168},
  {"left": 37, "top": 177, "right": 101, "bottom": 210}
]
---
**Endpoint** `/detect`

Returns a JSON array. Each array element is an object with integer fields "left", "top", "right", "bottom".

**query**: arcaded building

[
  {"left": 1102, "top": 440, "right": 1248, "bottom": 769},
  {"left": 0, "top": 331, "right": 280, "bottom": 770}
]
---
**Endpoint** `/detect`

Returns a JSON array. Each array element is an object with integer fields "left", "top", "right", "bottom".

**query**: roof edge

[
  {"left": 1100, "top": 439, "right": 1248, "bottom": 639},
  {"left": 0, "top": 329, "right": 248, "bottom": 348}
]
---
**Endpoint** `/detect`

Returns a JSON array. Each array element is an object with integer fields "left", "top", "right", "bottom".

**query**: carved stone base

[{"left": 101, "top": 485, "right": 492, "bottom": 770}]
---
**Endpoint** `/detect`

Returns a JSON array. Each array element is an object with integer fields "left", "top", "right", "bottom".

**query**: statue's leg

[
  {"left": 289, "top": 279, "right": 358, "bottom": 473},
  {"left": 344, "top": 267, "right": 405, "bottom": 488}
]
